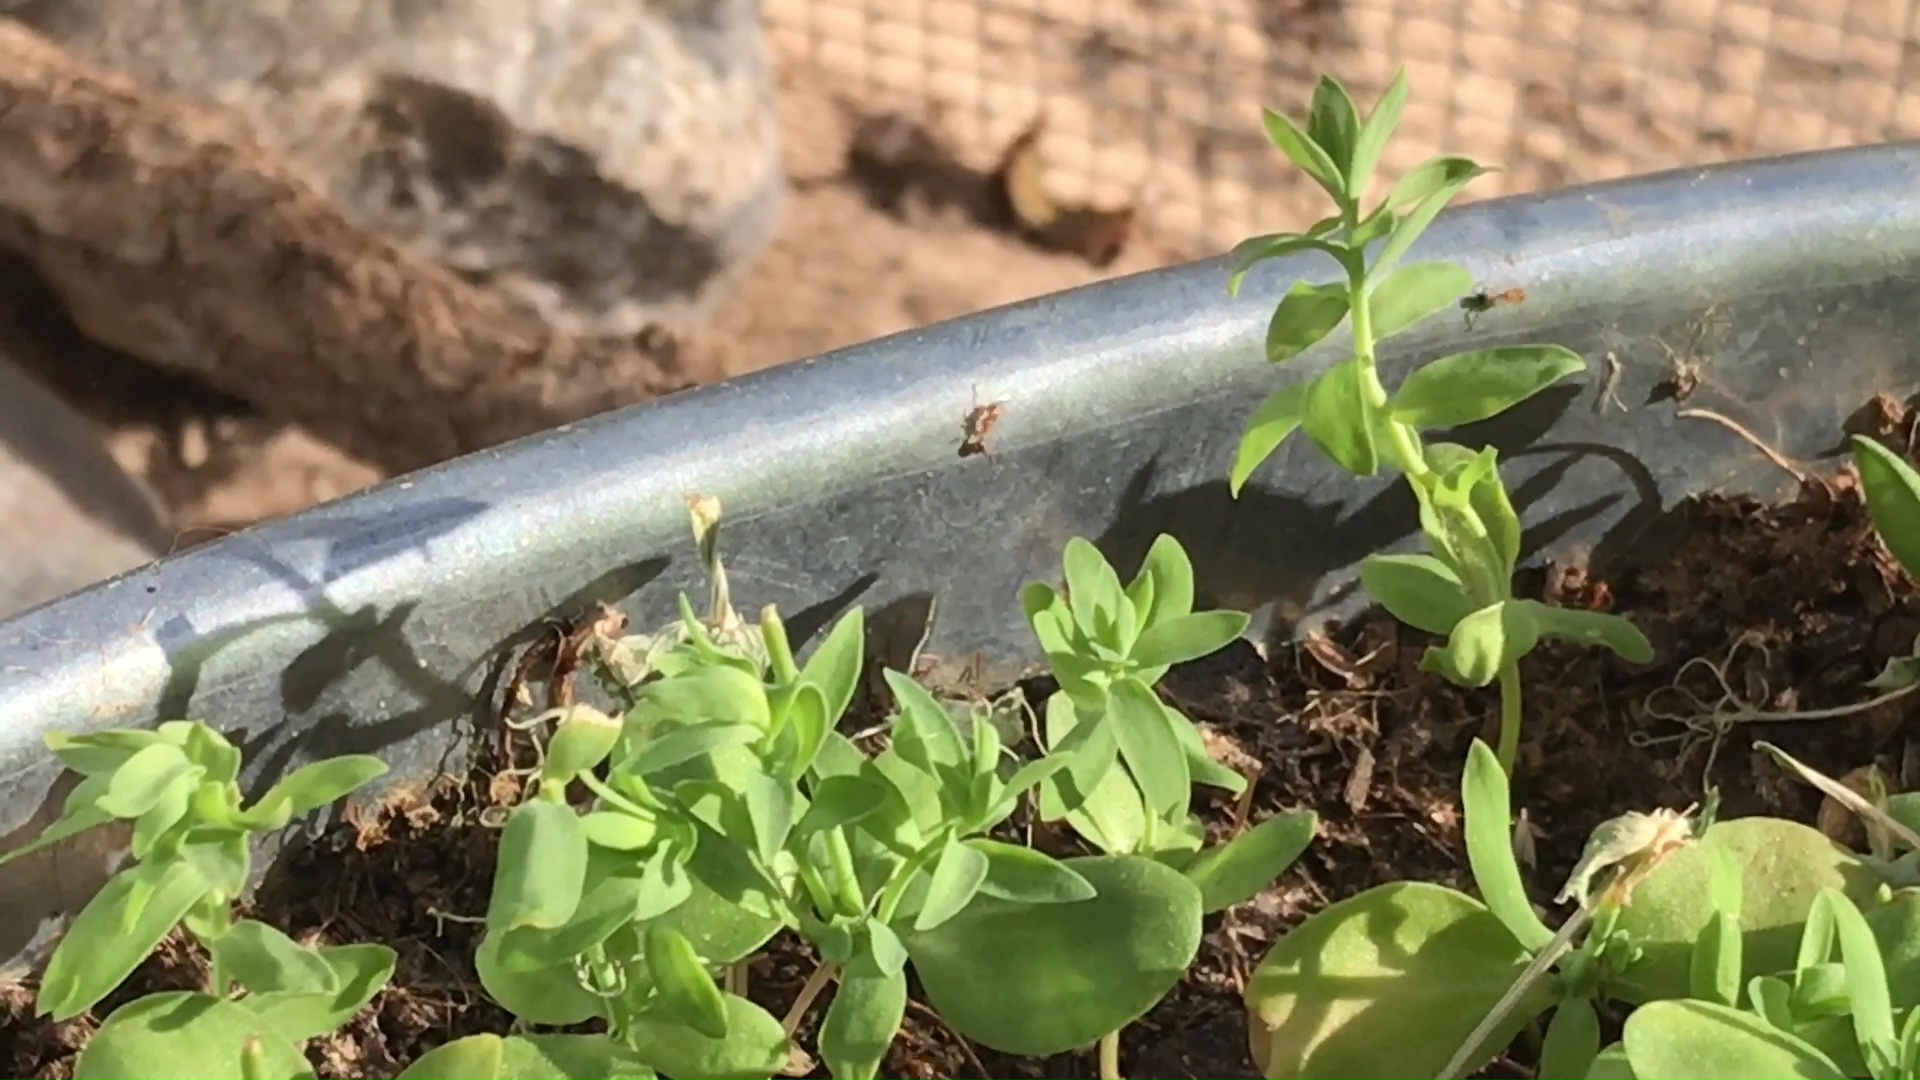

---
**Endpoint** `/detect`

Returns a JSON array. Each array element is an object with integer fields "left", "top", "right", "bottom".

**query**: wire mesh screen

[{"left": 762, "top": 0, "right": 1918, "bottom": 253}]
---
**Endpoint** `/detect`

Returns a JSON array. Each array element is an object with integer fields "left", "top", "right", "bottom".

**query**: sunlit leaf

[
  {"left": 486, "top": 800, "right": 589, "bottom": 933},
  {"left": 915, "top": 833, "right": 990, "bottom": 932},
  {"left": 1260, "top": 107, "right": 1344, "bottom": 204},
  {"left": 40, "top": 859, "right": 210, "bottom": 1021},
  {"left": 1301, "top": 356, "right": 1381, "bottom": 477},
  {"left": 1854, "top": 435, "right": 1920, "bottom": 581},
  {"left": 626, "top": 992, "right": 789, "bottom": 1080},
  {"left": 1622, "top": 999, "right": 1844, "bottom": 1079},
  {"left": 970, "top": 838, "right": 1097, "bottom": 904},
  {"left": 1246, "top": 881, "right": 1543, "bottom": 1079},
  {"left": 1389, "top": 346, "right": 1586, "bottom": 431},
  {"left": 1368, "top": 260, "right": 1474, "bottom": 342},
  {"left": 1358, "top": 553, "right": 1474, "bottom": 636},
  {"left": 1266, "top": 281, "right": 1351, "bottom": 363},
  {"left": 1346, "top": 68, "right": 1409, "bottom": 201},
  {"left": 1182, "top": 810, "right": 1316, "bottom": 913},
  {"left": 1461, "top": 740, "right": 1552, "bottom": 950},
  {"left": 820, "top": 965, "right": 907, "bottom": 1080},
  {"left": 906, "top": 854, "right": 1202, "bottom": 1057},
  {"left": 74, "top": 992, "right": 311, "bottom": 1080},
  {"left": 1231, "top": 382, "right": 1311, "bottom": 497},
  {"left": 645, "top": 924, "right": 730, "bottom": 1040}
]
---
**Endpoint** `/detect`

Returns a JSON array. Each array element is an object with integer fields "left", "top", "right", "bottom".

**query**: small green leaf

[
  {"left": 1128, "top": 610, "right": 1249, "bottom": 670},
  {"left": 493, "top": 856, "right": 653, "bottom": 974},
  {"left": 1430, "top": 601, "right": 1540, "bottom": 688},
  {"left": 1372, "top": 158, "right": 1491, "bottom": 277},
  {"left": 1225, "top": 233, "right": 1347, "bottom": 298},
  {"left": 1358, "top": 553, "right": 1475, "bottom": 636},
  {"left": 1540, "top": 999, "right": 1602, "bottom": 1080},
  {"left": 1302, "top": 356, "right": 1381, "bottom": 477},
  {"left": 1109, "top": 678, "right": 1190, "bottom": 820},
  {"left": 1346, "top": 68, "right": 1409, "bottom": 200},
  {"left": 645, "top": 924, "right": 730, "bottom": 1040},
  {"left": 579, "top": 809, "right": 659, "bottom": 851},
  {"left": 249, "top": 755, "right": 388, "bottom": 821},
  {"left": 1622, "top": 999, "right": 1845, "bottom": 1079},
  {"left": 905, "top": 854, "right": 1203, "bottom": 1057},
  {"left": 1266, "top": 280, "right": 1351, "bottom": 363},
  {"left": 641, "top": 665, "right": 772, "bottom": 731},
  {"left": 476, "top": 932, "right": 605, "bottom": 1027},
  {"left": 1182, "top": 809, "right": 1316, "bottom": 913},
  {"left": 624, "top": 721, "right": 762, "bottom": 776},
  {"left": 742, "top": 770, "right": 796, "bottom": 869},
  {"left": 1231, "top": 382, "right": 1311, "bottom": 496},
  {"left": 40, "top": 859, "right": 211, "bottom": 1021},
  {"left": 1306, "top": 75, "right": 1360, "bottom": 183},
  {"left": 396, "top": 1033, "right": 656, "bottom": 1080},
  {"left": 1461, "top": 740, "right": 1553, "bottom": 951},
  {"left": 820, "top": 965, "right": 907, "bottom": 1080},
  {"left": 796, "top": 775, "right": 890, "bottom": 838},
  {"left": 1382, "top": 154, "right": 1486, "bottom": 214},
  {"left": 969, "top": 838, "right": 1098, "bottom": 904},
  {"left": 885, "top": 670, "right": 968, "bottom": 774},
  {"left": 799, "top": 607, "right": 866, "bottom": 728},
  {"left": 915, "top": 833, "right": 990, "bottom": 932},
  {"left": 1390, "top": 345, "right": 1586, "bottom": 430},
  {"left": 1691, "top": 910, "right": 1742, "bottom": 1006},
  {"left": 543, "top": 706, "right": 624, "bottom": 786},
  {"left": 1854, "top": 435, "right": 1920, "bottom": 580},
  {"left": 778, "top": 683, "right": 832, "bottom": 779},
  {"left": 1529, "top": 603, "right": 1655, "bottom": 664},
  {"left": 1826, "top": 888, "right": 1900, "bottom": 1076},
  {"left": 487, "top": 800, "right": 589, "bottom": 933},
  {"left": 1246, "top": 881, "right": 1544, "bottom": 1079},
  {"left": 236, "top": 943, "right": 396, "bottom": 1043},
  {"left": 1062, "top": 538, "right": 1129, "bottom": 649},
  {"left": 45, "top": 728, "right": 180, "bottom": 778},
  {"left": 626, "top": 992, "right": 789, "bottom": 1080},
  {"left": 1260, "top": 107, "right": 1344, "bottom": 203},
  {"left": 213, "top": 920, "right": 340, "bottom": 996},
  {"left": 74, "top": 992, "right": 312, "bottom": 1080},
  {"left": 94, "top": 743, "right": 200, "bottom": 819},
  {"left": 1586, "top": 1041, "right": 1639, "bottom": 1080},
  {"left": 1133, "top": 534, "right": 1196, "bottom": 630},
  {"left": 1368, "top": 260, "right": 1475, "bottom": 342}
]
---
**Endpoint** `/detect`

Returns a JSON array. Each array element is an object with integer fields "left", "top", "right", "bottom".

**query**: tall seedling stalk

[{"left": 1226, "top": 70, "right": 1651, "bottom": 776}]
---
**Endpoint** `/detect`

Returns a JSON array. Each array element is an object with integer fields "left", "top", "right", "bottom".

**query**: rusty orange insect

[
  {"left": 1460, "top": 286, "right": 1527, "bottom": 329},
  {"left": 959, "top": 385, "right": 1006, "bottom": 458}
]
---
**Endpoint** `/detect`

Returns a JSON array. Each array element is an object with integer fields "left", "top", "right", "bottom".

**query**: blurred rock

[{"left": 5, "top": 0, "right": 785, "bottom": 337}]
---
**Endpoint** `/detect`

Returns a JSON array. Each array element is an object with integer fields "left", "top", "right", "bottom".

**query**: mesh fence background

[{"left": 761, "top": 0, "right": 1917, "bottom": 252}]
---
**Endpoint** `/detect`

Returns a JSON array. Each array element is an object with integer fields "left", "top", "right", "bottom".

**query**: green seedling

[
  {"left": 0, "top": 720, "right": 392, "bottom": 1077},
  {"left": 1020, "top": 533, "right": 1317, "bottom": 1076},
  {"left": 1605, "top": 887, "right": 1920, "bottom": 1080},
  {"left": 1243, "top": 735, "right": 1895, "bottom": 1078},
  {"left": 1246, "top": 740, "right": 1556, "bottom": 1079},
  {"left": 472, "top": 503, "right": 1314, "bottom": 1080},
  {"left": 1022, "top": 534, "right": 1254, "bottom": 857},
  {"left": 1225, "top": 70, "right": 1651, "bottom": 774}
]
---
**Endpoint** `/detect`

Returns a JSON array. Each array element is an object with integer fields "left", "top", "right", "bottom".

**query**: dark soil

[{"left": 6, "top": 452, "right": 1919, "bottom": 1080}]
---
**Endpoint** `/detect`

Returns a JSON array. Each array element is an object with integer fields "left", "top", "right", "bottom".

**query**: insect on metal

[
  {"left": 1459, "top": 286, "right": 1527, "bottom": 329},
  {"left": 959, "top": 384, "right": 1006, "bottom": 458}
]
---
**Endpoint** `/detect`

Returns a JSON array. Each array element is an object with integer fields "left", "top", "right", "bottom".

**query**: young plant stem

[
  {"left": 824, "top": 826, "right": 866, "bottom": 916},
  {"left": 782, "top": 960, "right": 840, "bottom": 1036},
  {"left": 1098, "top": 1029, "right": 1123, "bottom": 1080},
  {"left": 1496, "top": 661, "right": 1524, "bottom": 775}
]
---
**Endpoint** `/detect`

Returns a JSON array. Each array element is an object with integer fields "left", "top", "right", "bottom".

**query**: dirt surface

[{"left": 5, "top": 434, "right": 1918, "bottom": 1077}]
